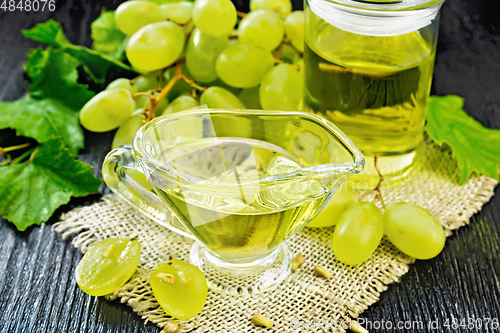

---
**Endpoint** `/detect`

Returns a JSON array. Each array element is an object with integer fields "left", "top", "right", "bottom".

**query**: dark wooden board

[{"left": 0, "top": 1, "right": 499, "bottom": 332}]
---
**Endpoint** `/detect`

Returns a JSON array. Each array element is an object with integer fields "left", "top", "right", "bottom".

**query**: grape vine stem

[
  {"left": 374, "top": 155, "right": 387, "bottom": 209},
  {"left": 0, "top": 143, "right": 30, "bottom": 157},
  {"left": 237, "top": 11, "right": 247, "bottom": 18},
  {"left": 144, "top": 62, "right": 184, "bottom": 122}
]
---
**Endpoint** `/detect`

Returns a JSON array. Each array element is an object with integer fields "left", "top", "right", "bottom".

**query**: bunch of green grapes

[
  {"left": 308, "top": 186, "right": 446, "bottom": 266},
  {"left": 78, "top": 0, "right": 305, "bottom": 148}
]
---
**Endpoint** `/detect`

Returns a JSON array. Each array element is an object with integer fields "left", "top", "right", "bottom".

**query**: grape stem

[
  {"left": 373, "top": 155, "right": 387, "bottom": 209},
  {"left": 144, "top": 62, "right": 184, "bottom": 122},
  {"left": 181, "top": 76, "right": 206, "bottom": 93},
  {"left": 274, "top": 41, "right": 284, "bottom": 59},
  {"left": 0, "top": 143, "right": 30, "bottom": 157},
  {"left": 237, "top": 11, "right": 247, "bottom": 18},
  {"left": 274, "top": 58, "right": 285, "bottom": 65}
]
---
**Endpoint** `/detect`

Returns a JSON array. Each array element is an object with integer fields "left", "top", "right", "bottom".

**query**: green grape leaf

[
  {"left": 0, "top": 97, "right": 83, "bottom": 154},
  {"left": 0, "top": 138, "right": 101, "bottom": 231},
  {"left": 90, "top": 9, "right": 127, "bottom": 60},
  {"left": 426, "top": 95, "right": 500, "bottom": 184},
  {"left": 26, "top": 47, "right": 95, "bottom": 109},
  {"left": 22, "top": 19, "right": 136, "bottom": 83}
]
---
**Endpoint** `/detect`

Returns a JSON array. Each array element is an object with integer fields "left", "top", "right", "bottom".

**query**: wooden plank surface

[{"left": 0, "top": 1, "right": 499, "bottom": 332}]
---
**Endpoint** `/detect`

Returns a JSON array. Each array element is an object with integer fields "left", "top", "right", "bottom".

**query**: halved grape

[
  {"left": 238, "top": 10, "right": 284, "bottom": 51},
  {"left": 160, "top": 1, "right": 193, "bottom": 25},
  {"left": 106, "top": 78, "right": 137, "bottom": 94},
  {"left": 115, "top": 1, "right": 164, "bottom": 36},
  {"left": 200, "top": 86, "right": 246, "bottom": 109},
  {"left": 76, "top": 238, "right": 141, "bottom": 296},
  {"left": 79, "top": 89, "right": 135, "bottom": 132},
  {"left": 112, "top": 109, "right": 145, "bottom": 149},
  {"left": 216, "top": 44, "right": 274, "bottom": 88},
  {"left": 307, "top": 188, "right": 358, "bottom": 228},
  {"left": 238, "top": 86, "right": 262, "bottom": 109},
  {"left": 162, "top": 95, "right": 199, "bottom": 116},
  {"left": 260, "top": 63, "right": 303, "bottom": 111},
  {"left": 332, "top": 202, "right": 384, "bottom": 266},
  {"left": 192, "top": 0, "right": 237, "bottom": 37},
  {"left": 126, "top": 21, "right": 185, "bottom": 72},
  {"left": 250, "top": 0, "right": 292, "bottom": 17},
  {"left": 186, "top": 28, "right": 230, "bottom": 83},
  {"left": 284, "top": 11, "right": 304, "bottom": 52},
  {"left": 150, "top": 259, "right": 208, "bottom": 319},
  {"left": 384, "top": 202, "right": 445, "bottom": 259}
]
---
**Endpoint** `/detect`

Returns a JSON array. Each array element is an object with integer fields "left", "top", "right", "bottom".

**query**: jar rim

[{"left": 308, "top": 0, "right": 445, "bottom": 12}]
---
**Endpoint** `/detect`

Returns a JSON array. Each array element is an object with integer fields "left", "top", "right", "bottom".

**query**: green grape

[
  {"left": 276, "top": 44, "right": 301, "bottom": 64},
  {"left": 106, "top": 78, "right": 137, "bottom": 94},
  {"left": 307, "top": 188, "right": 358, "bottom": 228},
  {"left": 237, "top": 86, "right": 261, "bottom": 109},
  {"left": 206, "top": 78, "right": 241, "bottom": 96},
  {"left": 126, "top": 21, "right": 185, "bottom": 72},
  {"left": 150, "top": 259, "right": 208, "bottom": 319},
  {"left": 161, "top": 1, "right": 193, "bottom": 25},
  {"left": 162, "top": 95, "right": 199, "bottom": 116},
  {"left": 332, "top": 202, "right": 384, "bottom": 266},
  {"left": 229, "top": 37, "right": 240, "bottom": 46},
  {"left": 384, "top": 203, "right": 446, "bottom": 260},
  {"left": 112, "top": 109, "right": 145, "bottom": 149},
  {"left": 80, "top": 89, "right": 135, "bottom": 132},
  {"left": 133, "top": 72, "right": 162, "bottom": 92},
  {"left": 200, "top": 86, "right": 245, "bottom": 109},
  {"left": 75, "top": 238, "right": 141, "bottom": 296},
  {"left": 163, "top": 64, "right": 193, "bottom": 100},
  {"left": 115, "top": 1, "right": 164, "bottom": 36},
  {"left": 238, "top": 10, "right": 284, "bottom": 51},
  {"left": 192, "top": 0, "right": 237, "bottom": 37},
  {"left": 216, "top": 44, "right": 274, "bottom": 88},
  {"left": 260, "top": 63, "right": 303, "bottom": 111},
  {"left": 186, "top": 28, "right": 230, "bottom": 83},
  {"left": 250, "top": 0, "right": 292, "bottom": 17},
  {"left": 284, "top": 11, "right": 304, "bottom": 52}
]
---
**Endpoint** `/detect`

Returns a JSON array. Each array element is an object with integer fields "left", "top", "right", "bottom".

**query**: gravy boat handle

[{"left": 102, "top": 145, "right": 195, "bottom": 239}]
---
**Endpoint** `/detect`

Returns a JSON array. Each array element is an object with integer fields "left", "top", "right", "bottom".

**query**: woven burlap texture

[{"left": 53, "top": 139, "right": 497, "bottom": 333}]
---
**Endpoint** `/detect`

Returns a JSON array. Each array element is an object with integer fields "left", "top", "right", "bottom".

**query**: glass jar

[{"left": 304, "top": 0, "right": 445, "bottom": 187}]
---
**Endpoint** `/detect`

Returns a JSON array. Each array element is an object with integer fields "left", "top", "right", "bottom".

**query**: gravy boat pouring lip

[{"left": 133, "top": 109, "right": 365, "bottom": 189}]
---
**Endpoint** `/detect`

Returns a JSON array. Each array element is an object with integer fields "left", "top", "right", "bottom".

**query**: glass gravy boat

[{"left": 103, "top": 109, "right": 364, "bottom": 295}]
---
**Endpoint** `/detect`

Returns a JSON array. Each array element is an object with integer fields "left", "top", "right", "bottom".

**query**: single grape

[
  {"left": 75, "top": 238, "right": 141, "bottom": 296},
  {"left": 126, "top": 21, "right": 185, "bottom": 72},
  {"left": 150, "top": 259, "right": 208, "bottom": 319},
  {"left": 112, "top": 109, "right": 145, "bottom": 149},
  {"left": 307, "top": 188, "right": 358, "bottom": 228},
  {"left": 160, "top": 1, "right": 193, "bottom": 25},
  {"left": 384, "top": 202, "right": 446, "bottom": 260},
  {"left": 192, "top": 0, "right": 237, "bottom": 37},
  {"left": 238, "top": 10, "right": 284, "bottom": 51},
  {"left": 332, "top": 202, "right": 384, "bottom": 266},
  {"left": 163, "top": 64, "right": 193, "bottom": 100},
  {"left": 237, "top": 86, "right": 262, "bottom": 109},
  {"left": 200, "top": 86, "right": 245, "bottom": 109},
  {"left": 186, "top": 28, "right": 230, "bottom": 83},
  {"left": 80, "top": 89, "right": 135, "bottom": 132},
  {"left": 106, "top": 78, "right": 137, "bottom": 94},
  {"left": 205, "top": 78, "right": 241, "bottom": 96},
  {"left": 216, "top": 44, "right": 274, "bottom": 88},
  {"left": 133, "top": 72, "right": 162, "bottom": 92},
  {"left": 250, "top": 0, "right": 292, "bottom": 17},
  {"left": 260, "top": 63, "right": 303, "bottom": 111},
  {"left": 284, "top": 11, "right": 304, "bottom": 52},
  {"left": 276, "top": 43, "right": 301, "bottom": 64},
  {"left": 162, "top": 95, "right": 200, "bottom": 116},
  {"left": 115, "top": 1, "right": 164, "bottom": 36}
]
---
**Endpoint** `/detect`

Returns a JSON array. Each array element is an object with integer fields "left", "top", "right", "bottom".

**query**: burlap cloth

[{"left": 53, "top": 138, "right": 497, "bottom": 332}]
